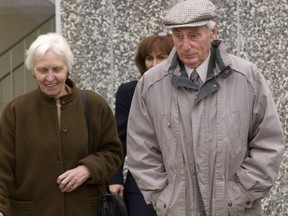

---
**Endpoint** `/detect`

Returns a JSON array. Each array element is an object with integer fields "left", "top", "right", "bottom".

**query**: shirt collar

[{"left": 185, "top": 51, "right": 211, "bottom": 83}]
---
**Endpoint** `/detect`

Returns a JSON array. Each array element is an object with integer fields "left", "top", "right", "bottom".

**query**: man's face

[{"left": 172, "top": 25, "right": 217, "bottom": 68}]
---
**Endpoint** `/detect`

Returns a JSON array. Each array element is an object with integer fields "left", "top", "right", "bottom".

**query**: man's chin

[{"left": 183, "top": 60, "right": 198, "bottom": 68}]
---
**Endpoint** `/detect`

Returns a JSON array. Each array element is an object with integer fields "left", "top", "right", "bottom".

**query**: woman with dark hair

[
  {"left": 108, "top": 33, "right": 174, "bottom": 216},
  {"left": 135, "top": 32, "right": 174, "bottom": 75}
]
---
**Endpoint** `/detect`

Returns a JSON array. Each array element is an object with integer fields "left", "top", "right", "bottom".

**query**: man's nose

[{"left": 181, "top": 37, "right": 192, "bottom": 50}]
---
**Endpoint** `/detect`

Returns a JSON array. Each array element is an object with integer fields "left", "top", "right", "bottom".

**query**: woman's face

[
  {"left": 33, "top": 49, "right": 68, "bottom": 99},
  {"left": 145, "top": 51, "right": 169, "bottom": 70}
]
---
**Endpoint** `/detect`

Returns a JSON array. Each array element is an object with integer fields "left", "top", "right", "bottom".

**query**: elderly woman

[{"left": 0, "top": 33, "right": 122, "bottom": 216}]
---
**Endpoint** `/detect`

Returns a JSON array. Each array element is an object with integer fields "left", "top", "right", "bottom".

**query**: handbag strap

[
  {"left": 81, "top": 90, "right": 110, "bottom": 192},
  {"left": 81, "top": 90, "right": 92, "bottom": 155}
]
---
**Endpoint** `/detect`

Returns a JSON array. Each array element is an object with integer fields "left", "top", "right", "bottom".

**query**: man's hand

[
  {"left": 109, "top": 184, "right": 124, "bottom": 198},
  {"left": 57, "top": 165, "right": 91, "bottom": 193}
]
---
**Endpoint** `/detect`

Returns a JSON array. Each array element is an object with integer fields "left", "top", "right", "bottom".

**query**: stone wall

[{"left": 61, "top": 0, "right": 288, "bottom": 214}]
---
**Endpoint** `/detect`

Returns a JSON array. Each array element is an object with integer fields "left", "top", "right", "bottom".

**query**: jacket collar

[
  {"left": 169, "top": 40, "right": 233, "bottom": 103},
  {"left": 212, "top": 40, "right": 233, "bottom": 78}
]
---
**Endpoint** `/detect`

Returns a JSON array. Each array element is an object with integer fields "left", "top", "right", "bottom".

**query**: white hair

[
  {"left": 25, "top": 32, "right": 74, "bottom": 73},
  {"left": 207, "top": 20, "right": 216, "bottom": 31}
]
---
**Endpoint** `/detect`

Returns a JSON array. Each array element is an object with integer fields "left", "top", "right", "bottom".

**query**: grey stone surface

[{"left": 61, "top": 0, "right": 288, "bottom": 214}]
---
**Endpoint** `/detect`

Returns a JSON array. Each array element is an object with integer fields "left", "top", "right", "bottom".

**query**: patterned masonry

[{"left": 61, "top": 0, "right": 288, "bottom": 215}]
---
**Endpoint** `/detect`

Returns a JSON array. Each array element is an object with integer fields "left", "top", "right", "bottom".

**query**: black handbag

[
  {"left": 81, "top": 90, "right": 128, "bottom": 216},
  {"left": 100, "top": 183, "right": 128, "bottom": 216}
]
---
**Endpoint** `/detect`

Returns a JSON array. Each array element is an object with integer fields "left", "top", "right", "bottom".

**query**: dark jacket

[
  {"left": 109, "top": 80, "right": 156, "bottom": 216},
  {"left": 0, "top": 79, "right": 123, "bottom": 216},
  {"left": 109, "top": 80, "right": 138, "bottom": 186}
]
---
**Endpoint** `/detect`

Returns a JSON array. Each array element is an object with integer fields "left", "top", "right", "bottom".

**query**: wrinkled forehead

[{"left": 172, "top": 26, "right": 208, "bottom": 33}]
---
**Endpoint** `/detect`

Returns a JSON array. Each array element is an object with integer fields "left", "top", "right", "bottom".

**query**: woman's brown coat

[{"left": 0, "top": 79, "right": 123, "bottom": 216}]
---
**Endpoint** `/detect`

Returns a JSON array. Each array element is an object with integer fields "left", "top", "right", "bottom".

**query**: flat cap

[{"left": 163, "top": 0, "right": 217, "bottom": 28}]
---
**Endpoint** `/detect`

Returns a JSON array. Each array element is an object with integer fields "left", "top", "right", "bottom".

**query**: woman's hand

[
  {"left": 0, "top": 212, "right": 3, "bottom": 216},
  {"left": 57, "top": 165, "right": 91, "bottom": 192},
  {"left": 109, "top": 184, "right": 124, "bottom": 198}
]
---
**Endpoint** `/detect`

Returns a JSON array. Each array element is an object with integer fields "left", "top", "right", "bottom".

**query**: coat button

[
  {"left": 246, "top": 201, "right": 251, "bottom": 206},
  {"left": 228, "top": 202, "right": 232, "bottom": 207},
  {"left": 163, "top": 204, "right": 167, "bottom": 208},
  {"left": 62, "top": 127, "right": 68, "bottom": 133}
]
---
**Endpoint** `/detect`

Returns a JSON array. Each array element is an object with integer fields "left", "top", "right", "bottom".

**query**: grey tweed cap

[{"left": 163, "top": 0, "right": 217, "bottom": 28}]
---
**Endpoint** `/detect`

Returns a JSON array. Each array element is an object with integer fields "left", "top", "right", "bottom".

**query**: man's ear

[{"left": 211, "top": 24, "right": 218, "bottom": 40}]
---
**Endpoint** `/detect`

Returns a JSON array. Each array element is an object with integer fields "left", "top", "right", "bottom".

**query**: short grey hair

[
  {"left": 207, "top": 20, "right": 216, "bottom": 31},
  {"left": 25, "top": 32, "right": 74, "bottom": 73}
]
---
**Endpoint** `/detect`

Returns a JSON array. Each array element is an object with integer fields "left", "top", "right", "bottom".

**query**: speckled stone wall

[{"left": 61, "top": 0, "right": 288, "bottom": 214}]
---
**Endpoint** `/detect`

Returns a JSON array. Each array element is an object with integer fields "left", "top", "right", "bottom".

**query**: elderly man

[{"left": 127, "top": 0, "right": 285, "bottom": 216}]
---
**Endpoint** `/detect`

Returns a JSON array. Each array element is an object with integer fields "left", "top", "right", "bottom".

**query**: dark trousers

[
  {"left": 124, "top": 193, "right": 156, "bottom": 216},
  {"left": 124, "top": 172, "right": 157, "bottom": 216}
]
